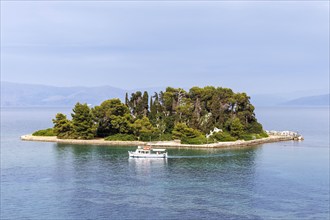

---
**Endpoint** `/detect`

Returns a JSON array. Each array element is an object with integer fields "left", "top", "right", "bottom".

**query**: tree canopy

[
  {"left": 92, "top": 99, "right": 132, "bottom": 137},
  {"left": 51, "top": 86, "right": 266, "bottom": 143},
  {"left": 71, "top": 103, "right": 95, "bottom": 139}
]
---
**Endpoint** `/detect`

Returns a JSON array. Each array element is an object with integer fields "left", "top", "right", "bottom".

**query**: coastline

[{"left": 20, "top": 134, "right": 295, "bottom": 148}]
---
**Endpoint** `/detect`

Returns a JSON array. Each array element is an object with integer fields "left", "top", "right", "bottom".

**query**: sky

[{"left": 1, "top": 1, "right": 329, "bottom": 95}]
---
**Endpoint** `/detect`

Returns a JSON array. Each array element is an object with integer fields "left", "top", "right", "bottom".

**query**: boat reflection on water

[
  {"left": 128, "top": 157, "right": 168, "bottom": 176},
  {"left": 128, "top": 157, "right": 168, "bottom": 166}
]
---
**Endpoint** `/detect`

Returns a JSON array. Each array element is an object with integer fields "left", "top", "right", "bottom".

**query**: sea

[{"left": 1, "top": 106, "right": 329, "bottom": 219}]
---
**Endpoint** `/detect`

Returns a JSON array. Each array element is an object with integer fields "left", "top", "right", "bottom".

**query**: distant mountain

[
  {"left": 281, "top": 94, "right": 329, "bottom": 106},
  {"left": 1, "top": 81, "right": 164, "bottom": 107},
  {"left": 1, "top": 81, "right": 328, "bottom": 107},
  {"left": 250, "top": 89, "right": 329, "bottom": 107}
]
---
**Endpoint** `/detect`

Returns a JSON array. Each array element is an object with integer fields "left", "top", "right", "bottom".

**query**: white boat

[{"left": 128, "top": 146, "right": 168, "bottom": 158}]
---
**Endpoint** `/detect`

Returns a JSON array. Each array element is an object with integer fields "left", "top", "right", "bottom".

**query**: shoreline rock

[{"left": 20, "top": 134, "right": 295, "bottom": 149}]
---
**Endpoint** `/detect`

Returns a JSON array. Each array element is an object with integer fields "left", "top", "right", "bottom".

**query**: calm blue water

[{"left": 1, "top": 107, "right": 329, "bottom": 219}]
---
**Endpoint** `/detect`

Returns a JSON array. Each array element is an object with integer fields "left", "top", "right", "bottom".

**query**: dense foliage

[
  {"left": 47, "top": 86, "right": 266, "bottom": 143},
  {"left": 32, "top": 128, "right": 56, "bottom": 136},
  {"left": 105, "top": 134, "right": 136, "bottom": 141},
  {"left": 92, "top": 99, "right": 132, "bottom": 137},
  {"left": 71, "top": 103, "right": 96, "bottom": 139},
  {"left": 52, "top": 113, "right": 73, "bottom": 139}
]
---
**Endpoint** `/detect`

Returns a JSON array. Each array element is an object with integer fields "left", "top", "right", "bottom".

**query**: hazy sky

[{"left": 1, "top": 1, "right": 329, "bottom": 94}]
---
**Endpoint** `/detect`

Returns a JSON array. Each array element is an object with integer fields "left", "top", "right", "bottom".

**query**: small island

[{"left": 22, "top": 86, "right": 302, "bottom": 148}]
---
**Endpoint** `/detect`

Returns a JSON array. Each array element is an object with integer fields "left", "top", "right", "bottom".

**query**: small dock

[{"left": 265, "top": 130, "right": 304, "bottom": 141}]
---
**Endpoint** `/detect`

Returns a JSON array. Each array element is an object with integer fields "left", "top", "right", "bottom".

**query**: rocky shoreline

[{"left": 20, "top": 134, "right": 296, "bottom": 149}]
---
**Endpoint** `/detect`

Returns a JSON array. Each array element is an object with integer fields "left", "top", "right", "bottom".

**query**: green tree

[
  {"left": 71, "top": 103, "right": 95, "bottom": 139},
  {"left": 226, "top": 117, "right": 244, "bottom": 138},
  {"left": 172, "top": 122, "right": 202, "bottom": 140},
  {"left": 246, "top": 121, "right": 264, "bottom": 134},
  {"left": 132, "top": 116, "right": 156, "bottom": 138},
  {"left": 142, "top": 91, "right": 149, "bottom": 117},
  {"left": 127, "top": 91, "right": 149, "bottom": 119},
  {"left": 210, "top": 131, "right": 236, "bottom": 142},
  {"left": 52, "top": 113, "right": 73, "bottom": 139},
  {"left": 92, "top": 99, "right": 133, "bottom": 137},
  {"left": 125, "top": 92, "right": 129, "bottom": 106},
  {"left": 109, "top": 115, "right": 132, "bottom": 134}
]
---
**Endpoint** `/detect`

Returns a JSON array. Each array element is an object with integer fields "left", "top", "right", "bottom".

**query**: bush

[
  {"left": 228, "top": 118, "right": 244, "bottom": 138},
  {"left": 139, "top": 133, "right": 159, "bottom": 142},
  {"left": 239, "top": 132, "right": 269, "bottom": 140},
  {"left": 32, "top": 128, "right": 56, "bottom": 136},
  {"left": 105, "top": 134, "right": 137, "bottom": 141},
  {"left": 247, "top": 121, "right": 263, "bottom": 134},
  {"left": 240, "top": 134, "right": 256, "bottom": 141},
  {"left": 256, "top": 132, "right": 269, "bottom": 138},
  {"left": 182, "top": 135, "right": 208, "bottom": 145},
  {"left": 139, "top": 132, "right": 173, "bottom": 142},
  {"left": 159, "top": 133, "right": 173, "bottom": 141},
  {"left": 172, "top": 123, "right": 202, "bottom": 140},
  {"left": 210, "top": 131, "right": 237, "bottom": 142}
]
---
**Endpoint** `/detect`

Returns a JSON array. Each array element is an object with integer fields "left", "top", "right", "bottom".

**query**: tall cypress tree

[
  {"left": 125, "top": 92, "right": 129, "bottom": 106},
  {"left": 150, "top": 97, "right": 153, "bottom": 113},
  {"left": 142, "top": 91, "right": 149, "bottom": 117}
]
